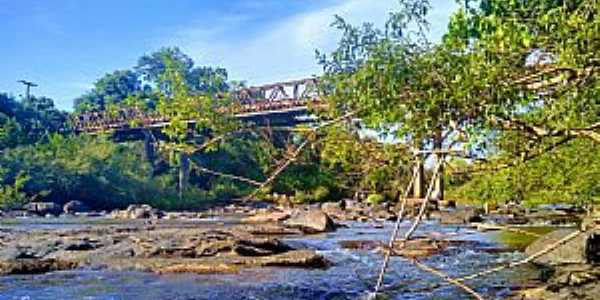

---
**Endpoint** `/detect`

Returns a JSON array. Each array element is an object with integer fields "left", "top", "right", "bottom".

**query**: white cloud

[{"left": 167, "top": 0, "right": 457, "bottom": 86}]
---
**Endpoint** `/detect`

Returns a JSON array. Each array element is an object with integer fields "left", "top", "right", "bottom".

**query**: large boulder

[
  {"left": 23, "top": 202, "right": 61, "bottom": 216},
  {"left": 63, "top": 201, "right": 90, "bottom": 215},
  {"left": 320, "top": 202, "right": 346, "bottom": 220},
  {"left": 525, "top": 228, "right": 600, "bottom": 266},
  {"left": 284, "top": 209, "right": 336, "bottom": 233},
  {"left": 438, "top": 207, "right": 483, "bottom": 224}
]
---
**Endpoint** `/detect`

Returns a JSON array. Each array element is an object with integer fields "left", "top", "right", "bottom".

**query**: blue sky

[{"left": 1, "top": 0, "right": 457, "bottom": 111}]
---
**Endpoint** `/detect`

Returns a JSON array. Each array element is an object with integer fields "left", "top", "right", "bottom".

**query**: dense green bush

[{"left": 447, "top": 140, "right": 600, "bottom": 207}]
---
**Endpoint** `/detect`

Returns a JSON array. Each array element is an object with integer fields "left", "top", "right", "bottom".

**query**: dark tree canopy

[
  {"left": 73, "top": 70, "right": 146, "bottom": 112},
  {"left": 0, "top": 93, "right": 66, "bottom": 149}
]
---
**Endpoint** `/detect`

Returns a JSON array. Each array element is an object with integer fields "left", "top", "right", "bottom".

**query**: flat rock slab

[{"left": 0, "top": 221, "right": 328, "bottom": 276}]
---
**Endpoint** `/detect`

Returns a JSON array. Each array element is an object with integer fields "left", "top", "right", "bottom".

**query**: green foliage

[
  {"left": 0, "top": 134, "right": 243, "bottom": 210},
  {"left": 318, "top": 125, "right": 412, "bottom": 200},
  {"left": 136, "top": 47, "right": 229, "bottom": 95},
  {"left": 318, "top": 0, "right": 600, "bottom": 206},
  {"left": 0, "top": 93, "right": 66, "bottom": 149},
  {"left": 0, "top": 172, "right": 30, "bottom": 210},
  {"left": 366, "top": 194, "right": 386, "bottom": 205},
  {"left": 448, "top": 140, "right": 600, "bottom": 206},
  {"left": 73, "top": 70, "right": 151, "bottom": 113}
]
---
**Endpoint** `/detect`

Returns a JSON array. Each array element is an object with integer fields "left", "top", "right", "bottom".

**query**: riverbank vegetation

[{"left": 1, "top": 0, "right": 598, "bottom": 211}]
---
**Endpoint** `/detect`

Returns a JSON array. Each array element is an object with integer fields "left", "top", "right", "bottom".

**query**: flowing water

[{"left": 0, "top": 219, "right": 538, "bottom": 300}]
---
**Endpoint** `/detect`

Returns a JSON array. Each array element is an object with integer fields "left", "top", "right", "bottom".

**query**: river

[{"left": 0, "top": 218, "right": 538, "bottom": 300}]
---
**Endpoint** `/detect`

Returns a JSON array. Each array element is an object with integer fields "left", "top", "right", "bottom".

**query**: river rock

[
  {"left": 23, "top": 202, "right": 61, "bottom": 216},
  {"left": 242, "top": 210, "right": 291, "bottom": 223},
  {"left": 320, "top": 202, "right": 345, "bottom": 220},
  {"left": 158, "top": 263, "right": 240, "bottom": 274},
  {"left": 63, "top": 201, "right": 90, "bottom": 215},
  {"left": 0, "top": 259, "right": 78, "bottom": 275},
  {"left": 370, "top": 205, "right": 396, "bottom": 221},
  {"left": 233, "top": 223, "right": 302, "bottom": 235},
  {"left": 518, "top": 264, "right": 600, "bottom": 300},
  {"left": 257, "top": 250, "right": 328, "bottom": 268},
  {"left": 527, "top": 210, "right": 580, "bottom": 226},
  {"left": 525, "top": 228, "right": 600, "bottom": 265},
  {"left": 390, "top": 239, "right": 450, "bottom": 258},
  {"left": 111, "top": 204, "right": 164, "bottom": 219},
  {"left": 438, "top": 207, "right": 483, "bottom": 224},
  {"left": 284, "top": 209, "right": 336, "bottom": 233}
]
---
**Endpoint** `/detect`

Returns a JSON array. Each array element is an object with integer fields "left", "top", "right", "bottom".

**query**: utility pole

[{"left": 17, "top": 80, "right": 38, "bottom": 101}]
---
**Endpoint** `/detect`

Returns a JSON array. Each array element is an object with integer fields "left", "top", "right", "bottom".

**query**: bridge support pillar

[
  {"left": 178, "top": 152, "right": 190, "bottom": 200},
  {"left": 432, "top": 131, "right": 444, "bottom": 202},
  {"left": 413, "top": 156, "right": 425, "bottom": 199},
  {"left": 142, "top": 130, "right": 156, "bottom": 175}
]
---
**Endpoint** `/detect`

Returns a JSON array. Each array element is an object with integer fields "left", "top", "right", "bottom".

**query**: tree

[
  {"left": 136, "top": 47, "right": 229, "bottom": 95},
  {"left": 0, "top": 93, "right": 66, "bottom": 148},
  {"left": 136, "top": 47, "right": 194, "bottom": 85},
  {"left": 74, "top": 70, "right": 145, "bottom": 112},
  {"left": 318, "top": 0, "right": 599, "bottom": 204}
]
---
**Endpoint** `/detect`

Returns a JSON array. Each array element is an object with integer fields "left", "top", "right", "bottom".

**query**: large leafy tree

[
  {"left": 136, "top": 47, "right": 230, "bottom": 95},
  {"left": 319, "top": 0, "right": 599, "bottom": 204}
]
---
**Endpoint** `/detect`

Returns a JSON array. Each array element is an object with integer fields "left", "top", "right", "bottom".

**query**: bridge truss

[{"left": 72, "top": 78, "right": 322, "bottom": 133}]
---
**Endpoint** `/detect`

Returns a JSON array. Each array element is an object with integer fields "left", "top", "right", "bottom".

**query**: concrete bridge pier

[
  {"left": 178, "top": 152, "right": 190, "bottom": 199},
  {"left": 413, "top": 156, "right": 425, "bottom": 199},
  {"left": 142, "top": 130, "right": 156, "bottom": 176},
  {"left": 432, "top": 131, "right": 444, "bottom": 202}
]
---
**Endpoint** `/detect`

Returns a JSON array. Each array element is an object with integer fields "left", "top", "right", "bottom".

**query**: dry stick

[
  {"left": 243, "top": 139, "right": 311, "bottom": 200},
  {"left": 189, "top": 160, "right": 263, "bottom": 186},
  {"left": 411, "top": 259, "right": 486, "bottom": 300},
  {"left": 374, "top": 160, "right": 444, "bottom": 293},
  {"left": 243, "top": 111, "right": 357, "bottom": 201},
  {"left": 373, "top": 166, "right": 419, "bottom": 292}
]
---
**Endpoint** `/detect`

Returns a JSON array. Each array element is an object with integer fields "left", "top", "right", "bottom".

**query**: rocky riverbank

[
  {"left": 512, "top": 215, "right": 600, "bottom": 300},
  {"left": 0, "top": 207, "right": 338, "bottom": 276},
  {"left": 1, "top": 200, "right": 598, "bottom": 299}
]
